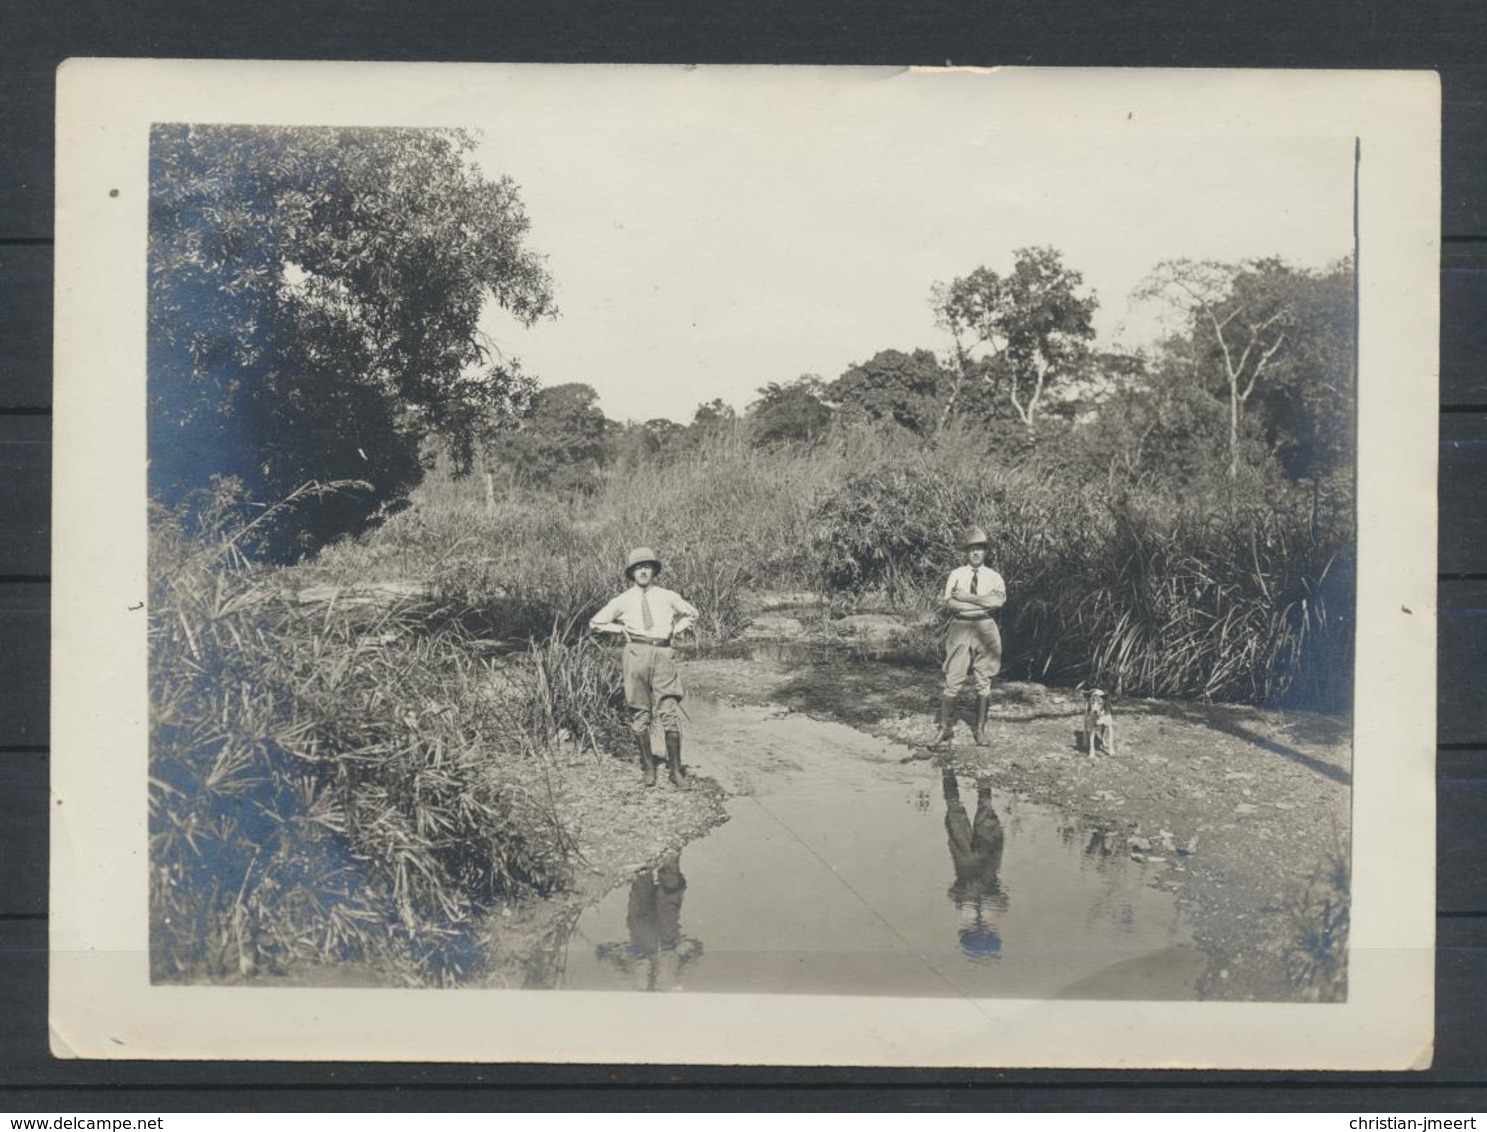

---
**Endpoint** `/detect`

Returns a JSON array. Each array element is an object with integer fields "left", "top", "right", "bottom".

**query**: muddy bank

[
  {"left": 479, "top": 737, "right": 728, "bottom": 989},
  {"left": 241, "top": 736, "right": 726, "bottom": 990},
  {"left": 681, "top": 603, "right": 1351, "bottom": 1003}
]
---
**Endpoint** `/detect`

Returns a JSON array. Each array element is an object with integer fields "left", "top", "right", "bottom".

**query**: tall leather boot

[
  {"left": 636, "top": 732, "right": 657, "bottom": 788},
  {"left": 973, "top": 695, "right": 991, "bottom": 747},
  {"left": 664, "top": 731, "right": 686, "bottom": 787},
  {"left": 929, "top": 694, "right": 958, "bottom": 750}
]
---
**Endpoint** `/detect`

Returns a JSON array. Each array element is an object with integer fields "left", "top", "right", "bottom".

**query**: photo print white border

[{"left": 51, "top": 61, "right": 1438, "bottom": 1067}]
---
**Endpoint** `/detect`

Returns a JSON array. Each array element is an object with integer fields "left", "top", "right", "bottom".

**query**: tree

[
  {"left": 642, "top": 418, "right": 689, "bottom": 457},
  {"left": 748, "top": 377, "right": 833, "bottom": 447},
  {"left": 1135, "top": 258, "right": 1299, "bottom": 479},
  {"left": 148, "top": 124, "right": 555, "bottom": 555},
  {"left": 1240, "top": 260, "right": 1355, "bottom": 489},
  {"left": 933, "top": 247, "right": 1098, "bottom": 431},
  {"left": 496, "top": 382, "right": 611, "bottom": 494},
  {"left": 827, "top": 348, "right": 954, "bottom": 434},
  {"left": 1075, "top": 339, "right": 1232, "bottom": 490},
  {"left": 681, "top": 398, "right": 741, "bottom": 454},
  {"left": 691, "top": 398, "right": 736, "bottom": 432}
]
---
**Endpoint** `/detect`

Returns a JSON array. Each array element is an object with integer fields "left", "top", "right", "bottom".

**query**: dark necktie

[
  {"left": 642, "top": 590, "right": 654, "bottom": 632},
  {"left": 970, "top": 568, "right": 979, "bottom": 595}
]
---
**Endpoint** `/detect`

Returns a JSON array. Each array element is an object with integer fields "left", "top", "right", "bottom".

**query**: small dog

[{"left": 1083, "top": 688, "right": 1116, "bottom": 757}]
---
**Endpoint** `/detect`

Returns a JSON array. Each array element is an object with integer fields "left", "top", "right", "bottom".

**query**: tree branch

[{"left": 1240, "top": 331, "right": 1287, "bottom": 404}]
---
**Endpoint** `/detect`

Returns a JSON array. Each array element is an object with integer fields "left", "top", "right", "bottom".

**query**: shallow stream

[{"left": 520, "top": 693, "right": 1206, "bottom": 1000}]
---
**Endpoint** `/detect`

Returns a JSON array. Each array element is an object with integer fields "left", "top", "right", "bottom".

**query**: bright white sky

[{"left": 470, "top": 69, "right": 1355, "bottom": 424}]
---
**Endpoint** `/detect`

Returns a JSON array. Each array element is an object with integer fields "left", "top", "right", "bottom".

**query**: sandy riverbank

[{"left": 677, "top": 596, "right": 1351, "bottom": 1003}]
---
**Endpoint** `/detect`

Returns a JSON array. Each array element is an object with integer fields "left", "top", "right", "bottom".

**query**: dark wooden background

[{"left": 2, "top": 0, "right": 1483, "bottom": 1111}]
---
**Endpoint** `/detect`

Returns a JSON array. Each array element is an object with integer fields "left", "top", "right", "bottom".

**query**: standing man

[
  {"left": 589, "top": 547, "right": 699, "bottom": 787},
  {"left": 931, "top": 526, "right": 1006, "bottom": 749}
]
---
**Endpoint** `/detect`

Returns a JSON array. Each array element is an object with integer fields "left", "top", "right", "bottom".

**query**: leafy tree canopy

[
  {"left": 1136, "top": 257, "right": 1353, "bottom": 483},
  {"left": 827, "top": 348, "right": 953, "bottom": 435},
  {"left": 1228, "top": 259, "right": 1354, "bottom": 485},
  {"left": 933, "top": 246, "right": 1098, "bottom": 428},
  {"left": 748, "top": 376, "right": 833, "bottom": 448},
  {"left": 149, "top": 124, "right": 555, "bottom": 555},
  {"left": 497, "top": 382, "right": 609, "bottom": 494},
  {"left": 691, "top": 398, "right": 738, "bottom": 434}
]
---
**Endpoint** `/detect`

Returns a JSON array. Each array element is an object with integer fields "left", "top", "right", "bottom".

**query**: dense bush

[
  {"left": 318, "top": 426, "right": 835, "bottom": 647},
  {"left": 319, "top": 417, "right": 1353, "bottom": 713},
  {"left": 810, "top": 445, "right": 1353, "bottom": 712},
  {"left": 149, "top": 499, "right": 580, "bottom": 985},
  {"left": 148, "top": 125, "right": 554, "bottom": 558}
]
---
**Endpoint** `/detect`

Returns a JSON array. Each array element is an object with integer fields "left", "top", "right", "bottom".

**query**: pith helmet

[
  {"left": 959, "top": 526, "right": 991, "bottom": 549},
  {"left": 625, "top": 546, "right": 663, "bottom": 578}
]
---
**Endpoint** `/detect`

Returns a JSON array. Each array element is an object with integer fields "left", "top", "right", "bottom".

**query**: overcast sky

[{"left": 471, "top": 69, "right": 1355, "bottom": 424}]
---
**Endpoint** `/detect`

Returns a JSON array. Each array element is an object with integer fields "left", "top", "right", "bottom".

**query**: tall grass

[
  {"left": 315, "top": 422, "right": 849, "bottom": 646},
  {"left": 318, "top": 417, "right": 1352, "bottom": 713},
  {"left": 1076, "top": 504, "right": 1352, "bottom": 706},
  {"left": 808, "top": 428, "right": 1353, "bottom": 711},
  {"left": 149, "top": 496, "right": 594, "bottom": 985}
]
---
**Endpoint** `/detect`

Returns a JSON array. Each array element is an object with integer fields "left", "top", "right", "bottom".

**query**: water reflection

[
  {"left": 1082, "top": 828, "right": 1121, "bottom": 858},
  {"left": 593, "top": 854, "right": 703, "bottom": 992},
  {"left": 942, "top": 771, "right": 1010, "bottom": 963},
  {"left": 522, "top": 693, "right": 1201, "bottom": 998}
]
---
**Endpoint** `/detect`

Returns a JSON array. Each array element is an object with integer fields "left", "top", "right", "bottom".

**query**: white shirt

[
  {"left": 590, "top": 584, "right": 698, "bottom": 639},
  {"left": 943, "top": 565, "right": 1006, "bottom": 606}
]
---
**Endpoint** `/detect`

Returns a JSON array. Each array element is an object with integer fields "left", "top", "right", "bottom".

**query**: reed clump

[
  {"left": 809, "top": 440, "right": 1352, "bottom": 712},
  {"left": 148, "top": 495, "right": 586, "bottom": 985},
  {"left": 318, "top": 416, "right": 1352, "bottom": 713}
]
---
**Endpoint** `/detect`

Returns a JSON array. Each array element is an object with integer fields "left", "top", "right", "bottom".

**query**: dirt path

[{"left": 680, "top": 629, "right": 1351, "bottom": 1002}]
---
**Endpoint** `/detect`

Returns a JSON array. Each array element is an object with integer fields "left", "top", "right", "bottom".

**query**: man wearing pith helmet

[
  {"left": 930, "top": 525, "right": 1006, "bottom": 750},
  {"left": 589, "top": 547, "right": 699, "bottom": 788}
]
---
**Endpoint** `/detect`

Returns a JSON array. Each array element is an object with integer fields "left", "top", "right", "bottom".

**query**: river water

[{"left": 523, "top": 693, "right": 1205, "bottom": 1000}]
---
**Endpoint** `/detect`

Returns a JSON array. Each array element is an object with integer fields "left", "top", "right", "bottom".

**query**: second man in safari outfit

[
  {"left": 932, "top": 526, "right": 1006, "bottom": 749},
  {"left": 589, "top": 547, "right": 699, "bottom": 787}
]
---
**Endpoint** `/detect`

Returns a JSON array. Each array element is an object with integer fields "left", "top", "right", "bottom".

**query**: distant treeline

[
  {"left": 148, "top": 125, "right": 1354, "bottom": 559},
  {"left": 503, "top": 245, "right": 1353, "bottom": 508}
]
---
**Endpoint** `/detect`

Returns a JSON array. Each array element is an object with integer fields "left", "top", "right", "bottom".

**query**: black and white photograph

[{"left": 49, "top": 61, "right": 1438, "bottom": 1067}]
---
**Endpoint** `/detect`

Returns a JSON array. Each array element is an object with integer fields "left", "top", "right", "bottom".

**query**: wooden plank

[
  {"left": 0, "top": 416, "right": 50, "bottom": 577},
  {"left": 1436, "top": 915, "right": 1487, "bottom": 1075},
  {"left": 1439, "top": 777, "right": 1487, "bottom": 915},
  {"left": 0, "top": 59, "right": 51, "bottom": 240},
  {"left": 1440, "top": 748, "right": 1487, "bottom": 780},
  {"left": 0, "top": 244, "right": 52, "bottom": 409},
  {"left": 5, "top": 1078, "right": 1487, "bottom": 1109},
  {"left": 1442, "top": 264, "right": 1487, "bottom": 407},
  {"left": 1442, "top": 66, "right": 1487, "bottom": 238},
  {"left": 0, "top": 918, "right": 47, "bottom": 1077},
  {"left": 0, "top": 750, "right": 47, "bottom": 917},
  {"left": 1441, "top": 413, "right": 1487, "bottom": 577},
  {"left": 0, "top": 584, "right": 48, "bottom": 747},
  {"left": 1442, "top": 581, "right": 1487, "bottom": 747}
]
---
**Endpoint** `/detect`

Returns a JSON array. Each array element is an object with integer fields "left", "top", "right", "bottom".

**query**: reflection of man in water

[
  {"left": 943, "top": 770, "right": 1009, "bottom": 961},
  {"left": 594, "top": 854, "right": 702, "bottom": 991}
]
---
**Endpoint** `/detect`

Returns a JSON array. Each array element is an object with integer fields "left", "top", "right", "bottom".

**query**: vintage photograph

[{"left": 51, "top": 62, "right": 1437, "bottom": 1066}]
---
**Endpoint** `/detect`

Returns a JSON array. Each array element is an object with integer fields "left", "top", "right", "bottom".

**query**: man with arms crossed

[{"left": 930, "top": 526, "right": 1006, "bottom": 750}]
